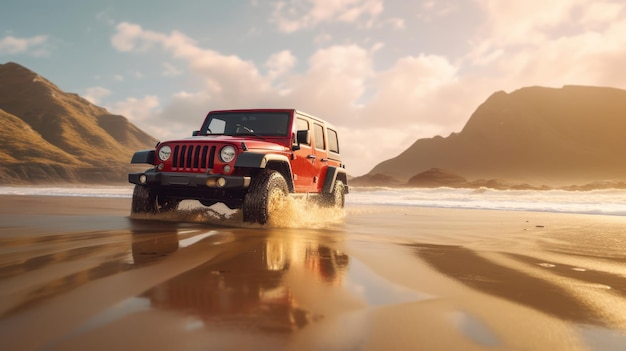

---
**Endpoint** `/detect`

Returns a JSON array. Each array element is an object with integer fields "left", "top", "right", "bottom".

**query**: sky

[{"left": 2, "top": 0, "right": 626, "bottom": 176}]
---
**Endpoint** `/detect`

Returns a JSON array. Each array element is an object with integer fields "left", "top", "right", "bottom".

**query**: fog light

[
  {"left": 216, "top": 177, "right": 227, "bottom": 188},
  {"left": 139, "top": 174, "right": 147, "bottom": 184},
  {"left": 206, "top": 178, "right": 217, "bottom": 187},
  {"left": 223, "top": 165, "right": 231, "bottom": 173}
]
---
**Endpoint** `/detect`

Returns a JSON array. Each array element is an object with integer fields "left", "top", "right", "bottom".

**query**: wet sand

[{"left": 0, "top": 194, "right": 625, "bottom": 350}]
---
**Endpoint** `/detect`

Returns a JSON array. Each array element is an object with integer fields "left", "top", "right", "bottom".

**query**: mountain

[
  {"left": 368, "top": 85, "right": 626, "bottom": 186},
  {"left": 0, "top": 62, "right": 157, "bottom": 184},
  {"left": 348, "top": 173, "right": 404, "bottom": 187},
  {"left": 406, "top": 168, "right": 467, "bottom": 188}
]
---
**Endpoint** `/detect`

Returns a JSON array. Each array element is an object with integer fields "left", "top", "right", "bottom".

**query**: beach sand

[{"left": 0, "top": 194, "right": 625, "bottom": 350}]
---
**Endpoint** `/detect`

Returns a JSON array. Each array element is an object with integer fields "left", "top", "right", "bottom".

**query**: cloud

[
  {"left": 271, "top": 0, "right": 384, "bottom": 32},
  {"left": 0, "top": 35, "right": 48, "bottom": 55},
  {"left": 111, "top": 22, "right": 154, "bottom": 51},
  {"left": 83, "top": 86, "right": 112, "bottom": 104},
  {"left": 111, "top": 22, "right": 198, "bottom": 53},
  {"left": 162, "top": 62, "right": 183, "bottom": 77},
  {"left": 579, "top": 1, "right": 625, "bottom": 25},
  {"left": 112, "top": 22, "right": 270, "bottom": 106},
  {"left": 417, "top": 1, "right": 459, "bottom": 21},
  {"left": 473, "top": 0, "right": 581, "bottom": 46},
  {"left": 292, "top": 44, "right": 374, "bottom": 111},
  {"left": 387, "top": 17, "right": 405, "bottom": 30},
  {"left": 110, "top": 95, "right": 160, "bottom": 123},
  {"left": 469, "top": 0, "right": 626, "bottom": 89},
  {"left": 364, "top": 54, "right": 460, "bottom": 126},
  {"left": 266, "top": 50, "right": 296, "bottom": 82}
]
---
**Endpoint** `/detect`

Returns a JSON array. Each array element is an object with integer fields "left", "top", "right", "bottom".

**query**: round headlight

[
  {"left": 158, "top": 145, "right": 172, "bottom": 161},
  {"left": 220, "top": 145, "right": 236, "bottom": 163}
]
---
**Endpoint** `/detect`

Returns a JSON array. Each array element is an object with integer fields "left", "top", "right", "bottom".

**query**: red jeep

[{"left": 128, "top": 109, "right": 348, "bottom": 224}]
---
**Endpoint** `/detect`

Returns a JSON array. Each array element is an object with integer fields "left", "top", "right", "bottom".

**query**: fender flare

[
  {"left": 322, "top": 166, "right": 348, "bottom": 193},
  {"left": 235, "top": 152, "right": 295, "bottom": 192},
  {"left": 131, "top": 150, "right": 155, "bottom": 165},
  {"left": 234, "top": 152, "right": 289, "bottom": 168}
]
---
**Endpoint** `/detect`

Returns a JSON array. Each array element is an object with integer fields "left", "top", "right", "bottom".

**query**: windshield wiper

[{"left": 235, "top": 124, "right": 265, "bottom": 139}]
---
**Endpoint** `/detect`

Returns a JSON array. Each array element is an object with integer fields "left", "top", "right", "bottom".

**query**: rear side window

[
  {"left": 328, "top": 128, "right": 339, "bottom": 153},
  {"left": 313, "top": 124, "right": 325, "bottom": 150}
]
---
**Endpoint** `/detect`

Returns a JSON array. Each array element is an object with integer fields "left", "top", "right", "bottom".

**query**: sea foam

[{"left": 1, "top": 185, "right": 625, "bottom": 216}]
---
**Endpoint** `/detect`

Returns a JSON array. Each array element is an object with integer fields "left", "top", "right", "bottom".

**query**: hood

[{"left": 160, "top": 135, "right": 290, "bottom": 151}]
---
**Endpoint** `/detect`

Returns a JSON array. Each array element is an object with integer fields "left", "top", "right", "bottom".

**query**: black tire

[
  {"left": 131, "top": 185, "right": 180, "bottom": 214},
  {"left": 320, "top": 180, "right": 345, "bottom": 208},
  {"left": 243, "top": 169, "right": 288, "bottom": 224}
]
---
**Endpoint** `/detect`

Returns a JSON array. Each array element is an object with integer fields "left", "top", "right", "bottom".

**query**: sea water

[
  {"left": 1, "top": 185, "right": 625, "bottom": 216},
  {"left": 348, "top": 187, "right": 626, "bottom": 216}
]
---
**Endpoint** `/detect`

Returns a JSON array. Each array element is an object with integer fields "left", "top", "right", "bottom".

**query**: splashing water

[
  {"left": 129, "top": 197, "right": 345, "bottom": 229},
  {"left": 266, "top": 196, "right": 346, "bottom": 229}
]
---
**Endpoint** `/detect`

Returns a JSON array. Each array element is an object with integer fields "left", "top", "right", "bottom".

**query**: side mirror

[
  {"left": 292, "top": 130, "right": 310, "bottom": 151},
  {"left": 192, "top": 130, "right": 200, "bottom": 136},
  {"left": 291, "top": 130, "right": 311, "bottom": 151},
  {"left": 297, "top": 130, "right": 310, "bottom": 144}
]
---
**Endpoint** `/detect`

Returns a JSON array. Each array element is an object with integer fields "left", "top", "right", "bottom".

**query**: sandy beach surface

[{"left": 0, "top": 194, "right": 625, "bottom": 351}]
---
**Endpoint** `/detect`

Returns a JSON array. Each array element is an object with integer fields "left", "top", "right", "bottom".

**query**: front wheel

[
  {"left": 320, "top": 180, "right": 345, "bottom": 208},
  {"left": 242, "top": 170, "right": 288, "bottom": 224},
  {"left": 131, "top": 185, "right": 180, "bottom": 214}
]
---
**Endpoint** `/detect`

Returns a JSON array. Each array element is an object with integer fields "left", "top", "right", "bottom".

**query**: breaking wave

[{"left": 2, "top": 185, "right": 626, "bottom": 216}]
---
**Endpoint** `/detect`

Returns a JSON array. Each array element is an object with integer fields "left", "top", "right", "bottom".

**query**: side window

[
  {"left": 295, "top": 118, "right": 310, "bottom": 146},
  {"left": 313, "top": 123, "right": 325, "bottom": 150},
  {"left": 328, "top": 128, "right": 339, "bottom": 153}
]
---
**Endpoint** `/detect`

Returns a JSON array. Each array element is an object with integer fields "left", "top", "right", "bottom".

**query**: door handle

[
  {"left": 320, "top": 158, "right": 328, "bottom": 162},
  {"left": 307, "top": 155, "right": 317, "bottom": 159}
]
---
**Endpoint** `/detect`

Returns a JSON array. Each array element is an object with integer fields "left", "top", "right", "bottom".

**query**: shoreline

[{"left": 1, "top": 184, "right": 626, "bottom": 218}]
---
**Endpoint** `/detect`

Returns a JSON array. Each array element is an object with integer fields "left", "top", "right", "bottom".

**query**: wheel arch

[
  {"left": 322, "top": 166, "right": 348, "bottom": 194},
  {"left": 235, "top": 152, "right": 294, "bottom": 192},
  {"left": 131, "top": 150, "right": 155, "bottom": 165},
  {"left": 265, "top": 161, "right": 295, "bottom": 193}
]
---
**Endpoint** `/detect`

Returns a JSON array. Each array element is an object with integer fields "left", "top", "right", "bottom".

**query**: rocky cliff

[
  {"left": 367, "top": 85, "right": 626, "bottom": 186},
  {"left": 0, "top": 62, "right": 157, "bottom": 184}
]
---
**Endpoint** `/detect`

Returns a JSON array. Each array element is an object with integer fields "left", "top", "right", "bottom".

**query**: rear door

[
  {"left": 311, "top": 122, "right": 329, "bottom": 192},
  {"left": 326, "top": 127, "right": 341, "bottom": 168}
]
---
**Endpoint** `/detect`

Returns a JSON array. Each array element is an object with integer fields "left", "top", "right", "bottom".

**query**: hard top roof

[{"left": 207, "top": 108, "right": 335, "bottom": 128}]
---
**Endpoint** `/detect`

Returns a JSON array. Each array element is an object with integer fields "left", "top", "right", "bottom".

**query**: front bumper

[{"left": 129, "top": 171, "right": 251, "bottom": 189}]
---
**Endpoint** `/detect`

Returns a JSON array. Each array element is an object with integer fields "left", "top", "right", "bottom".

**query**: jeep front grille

[{"left": 171, "top": 145, "right": 216, "bottom": 170}]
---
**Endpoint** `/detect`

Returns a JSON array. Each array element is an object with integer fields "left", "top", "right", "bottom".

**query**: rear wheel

[
  {"left": 131, "top": 185, "right": 180, "bottom": 214},
  {"left": 243, "top": 170, "right": 288, "bottom": 224},
  {"left": 320, "top": 180, "right": 345, "bottom": 208}
]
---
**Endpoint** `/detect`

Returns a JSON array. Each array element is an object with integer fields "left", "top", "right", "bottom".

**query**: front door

[{"left": 292, "top": 117, "right": 317, "bottom": 192}]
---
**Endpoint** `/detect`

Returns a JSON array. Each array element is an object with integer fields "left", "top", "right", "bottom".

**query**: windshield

[{"left": 200, "top": 112, "right": 290, "bottom": 137}]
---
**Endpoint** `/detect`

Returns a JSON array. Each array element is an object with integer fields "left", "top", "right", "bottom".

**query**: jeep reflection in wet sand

[{"left": 128, "top": 109, "right": 348, "bottom": 224}]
